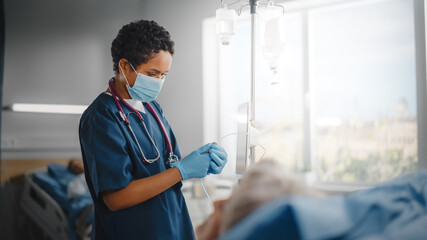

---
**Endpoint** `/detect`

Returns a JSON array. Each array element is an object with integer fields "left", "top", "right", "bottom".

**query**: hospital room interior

[{"left": 1, "top": 0, "right": 427, "bottom": 239}]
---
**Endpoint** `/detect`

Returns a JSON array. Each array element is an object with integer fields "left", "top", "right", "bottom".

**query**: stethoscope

[{"left": 108, "top": 79, "right": 179, "bottom": 168}]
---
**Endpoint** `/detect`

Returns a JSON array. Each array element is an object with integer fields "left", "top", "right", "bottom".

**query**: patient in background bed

[
  {"left": 68, "top": 158, "right": 84, "bottom": 174},
  {"left": 67, "top": 159, "right": 89, "bottom": 200},
  {"left": 196, "top": 159, "right": 324, "bottom": 240}
]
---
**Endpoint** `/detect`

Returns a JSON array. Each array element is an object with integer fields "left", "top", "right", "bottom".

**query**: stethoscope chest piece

[{"left": 166, "top": 152, "right": 179, "bottom": 168}]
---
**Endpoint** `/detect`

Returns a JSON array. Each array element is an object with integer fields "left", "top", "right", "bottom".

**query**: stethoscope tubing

[
  {"left": 127, "top": 117, "right": 160, "bottom": 163},
  {"left": 108, "top": 78, "right": 172, "bottom": 164}
]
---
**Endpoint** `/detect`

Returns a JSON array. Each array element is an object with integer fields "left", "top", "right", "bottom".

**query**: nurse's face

[{"left": 119, "top": 50, "right": 173, "bottom": 87}]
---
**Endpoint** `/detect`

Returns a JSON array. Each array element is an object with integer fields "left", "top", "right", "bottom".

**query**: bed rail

[{"left": 20, "top": 168, "right": 69, "bottom": 240}]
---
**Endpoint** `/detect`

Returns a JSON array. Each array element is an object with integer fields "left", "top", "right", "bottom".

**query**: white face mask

[{"left": 120, "top": 63, "right": 165, "bottom": 102}]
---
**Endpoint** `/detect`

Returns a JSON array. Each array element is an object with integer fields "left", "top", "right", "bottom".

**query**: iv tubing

[
  {"left": 201, "top": 131, "right": 254, "bottom": 206},
  {"left": 201, "top": 178, "right": 214, "bottom": 205}
]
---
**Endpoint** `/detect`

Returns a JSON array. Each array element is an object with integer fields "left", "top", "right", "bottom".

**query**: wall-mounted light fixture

[{"left": 2, "top": 103, "right": 87, "bottom": 115}]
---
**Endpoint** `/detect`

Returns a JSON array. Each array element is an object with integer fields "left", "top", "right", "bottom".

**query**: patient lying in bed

[
  {"left": 196, "top": 159, "right": 427, "bottom": 240},
  {"left": 32, "top": 160, "right": 93, "bottom": 240},
  {"left": 196, "top": 158, "right": 427, "bottom": 240},
  {"left": 196, "top": 159, "right": 324, "bottom": 240},
  {"left": 67, "top": 159, "right": 89, "bottom": 200}
]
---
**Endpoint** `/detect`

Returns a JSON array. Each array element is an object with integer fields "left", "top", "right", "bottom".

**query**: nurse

[{"left": 79, "top": 20, "right": 227, "bottom": 240}]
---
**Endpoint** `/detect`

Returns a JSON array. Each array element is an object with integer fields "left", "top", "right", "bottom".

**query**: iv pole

[
  {"left": 249, "top": 0, "right": 258, "bottom": 165},
  {"left": 218, "top": 0, "right": 284, "bottom": 167}
]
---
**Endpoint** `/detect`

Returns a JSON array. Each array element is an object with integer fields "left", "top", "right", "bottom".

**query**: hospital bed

[
  {"left": 219, "top": 170, "right": 427, "bottom": 240},
  {"left": 20, "top": 164, "right": 93, "bottom": 240}
]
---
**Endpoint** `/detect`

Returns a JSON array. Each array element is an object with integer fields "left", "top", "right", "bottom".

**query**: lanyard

[{"left": 108, "top": 79, "right": 176, "bottom": 165}]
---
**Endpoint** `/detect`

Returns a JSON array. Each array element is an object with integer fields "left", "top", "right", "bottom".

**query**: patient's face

[{"left": 196, "top": 199, "right": 228, "bottom": 240}]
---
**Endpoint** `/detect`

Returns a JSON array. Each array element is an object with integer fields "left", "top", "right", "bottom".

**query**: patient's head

[
  {"left": 219, "top": 159, "right": 324, "bottom": 234},
  {"left": 196, "top": 159, "right": 324, "bottom": 240},
  {"left": 68, "top": 159, "right": 84, "bottom": 174}
]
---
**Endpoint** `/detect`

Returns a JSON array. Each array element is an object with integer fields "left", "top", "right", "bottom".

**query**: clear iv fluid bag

[
  {"left": 216, "top": 8, "right": 236, "bottom": 45},
  {"left": 259, "top": 6, "right": 284, "bottom": 72}
]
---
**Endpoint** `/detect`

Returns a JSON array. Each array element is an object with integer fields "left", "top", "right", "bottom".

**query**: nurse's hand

[
  {"left": 172, "top": 143, "right": 212, "bottom": 180},
  {"left": 208, "top": 143, "right": 228, "bottom": 175}
]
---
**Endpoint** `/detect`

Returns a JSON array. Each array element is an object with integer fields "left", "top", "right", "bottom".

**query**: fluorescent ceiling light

[{"left": 5, "top": 103, "right": 88, "bottom": 115}]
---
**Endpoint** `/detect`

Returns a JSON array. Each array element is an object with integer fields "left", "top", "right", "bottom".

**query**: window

[
  {"left": 309, "top": 0, "right": 418, "bottom": 183},
  {"left": 203, "top": 0, "right": 426, "bottom": 184}
]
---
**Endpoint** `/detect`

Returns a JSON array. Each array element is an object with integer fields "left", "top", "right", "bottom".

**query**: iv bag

[
  {"left": 259, "top": 6, "right": 284, "bottom": 73},
  {"left": 216, "top": 8, "right": 236, "bottom": 45}
]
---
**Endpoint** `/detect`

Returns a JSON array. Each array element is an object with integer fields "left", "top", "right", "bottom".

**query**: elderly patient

[{"left": 196, "top": 159, "right": 324, "bottom": 240}]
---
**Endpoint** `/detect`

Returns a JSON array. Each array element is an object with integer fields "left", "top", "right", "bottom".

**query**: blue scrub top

[{"left": 79, "top": 92, "right": 195, "bottom": 240}]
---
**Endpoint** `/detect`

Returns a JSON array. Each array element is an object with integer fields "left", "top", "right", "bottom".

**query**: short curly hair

[{"left": 111, "top": 20, "right": 175, "bottom": 74}]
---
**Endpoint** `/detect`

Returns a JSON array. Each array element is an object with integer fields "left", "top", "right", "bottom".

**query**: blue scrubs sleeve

[{"left": 80, "top": 104, "right": 133, "bottom": 198}]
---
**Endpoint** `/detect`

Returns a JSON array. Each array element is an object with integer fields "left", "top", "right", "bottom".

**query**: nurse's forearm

[{"left": 101, "top": 167, "right": 182, "bottom": 212}]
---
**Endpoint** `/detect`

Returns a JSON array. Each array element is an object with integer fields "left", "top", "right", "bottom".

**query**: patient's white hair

[{"left": 219, "top": 159, "right": 324, "bottom": 234}]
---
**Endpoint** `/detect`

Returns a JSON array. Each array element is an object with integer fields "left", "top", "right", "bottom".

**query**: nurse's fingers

[
  {"left": 197, "top": 143, "right": 213, "bottom": 154},
  {"left": 209, "top": 149, "right": 227, "bottom": 161},
  {"left": 209, "top": 159, "right": 221, "bottom": 173},
  {"left": 210, "top": 144, "right": 226, "bottom": 153},
  {"left": 209, "top": 160, "right": 225, "bottom": 174},
  {"left": 210, "top": 145, "right": 227, "bottom": 161},
  {"left": 209, "top": 152, "right": 225, "bottom": 169}
]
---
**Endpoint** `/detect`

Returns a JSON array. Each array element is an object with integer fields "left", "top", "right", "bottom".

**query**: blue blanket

[
  {"left": 32, "top": 163, "right": 93, "bottom": 240},
  {"left": 219, "top": 170, "right": 427, "bottom": 240}
]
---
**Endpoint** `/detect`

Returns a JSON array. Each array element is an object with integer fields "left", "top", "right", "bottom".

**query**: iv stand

[
  {"left": 218, "top": 0, "right": 284, "bottom": 168},
  {"left": 249, "top": 0, "right": 258, "bottom": 165}
]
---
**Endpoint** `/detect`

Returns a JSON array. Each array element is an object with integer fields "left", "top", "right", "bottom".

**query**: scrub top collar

[{"left": 103, "top": 92, "right": 146, "bottom": 114}]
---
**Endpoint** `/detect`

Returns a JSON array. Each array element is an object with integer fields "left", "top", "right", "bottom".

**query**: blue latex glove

[
  {"left": 172, "top": 143, "right": 212, "bottom": 180},
  {"left": 208, "top": 143, "right": 228, "bottom": 175}
]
